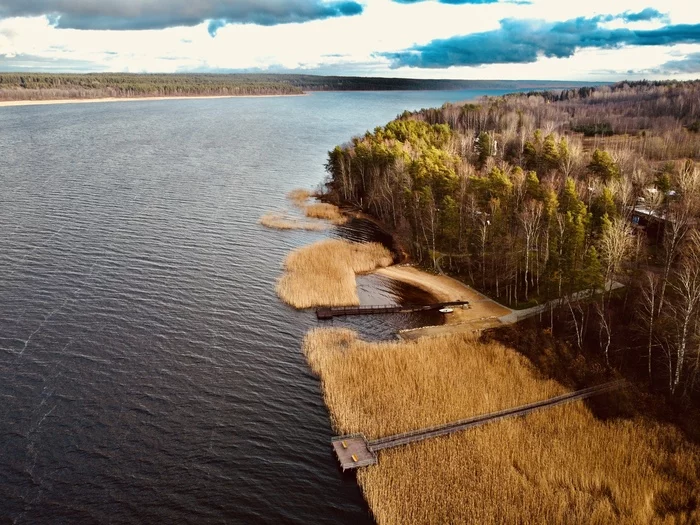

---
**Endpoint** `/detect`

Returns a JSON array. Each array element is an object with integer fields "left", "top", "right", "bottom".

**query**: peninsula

[{"left": 283, "top": 80, "right": 700, "bottom": 523}]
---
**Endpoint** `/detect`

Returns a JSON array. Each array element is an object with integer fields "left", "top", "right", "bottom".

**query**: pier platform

[
  {"left": 330, "top": 434, "right": 377, "bottom": 471},
  {"left": 317, "top": 301, "right": 469, "bottom": 320}
]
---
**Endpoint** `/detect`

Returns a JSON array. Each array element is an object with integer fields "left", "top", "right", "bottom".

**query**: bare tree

[
  {"left": 659, "top": 200, "right": 695, "bottom": 312},
  {"left": 669, "top": 230, "right": 700, "bottom": 393},
  {"left": 561, "top": 138, "right": 583, "bottom": 178},
  {"left": 519, "top": 200, "right": 543, "bottom": 301},
  {"left": 599, "top": 218, "right": 635, "bottom": 296},
  {"left": 639, "top": 272, "right": 661, "bottom": 381},
  {"left": 597, "top": 218, "right": 635, "bottom": 365}
]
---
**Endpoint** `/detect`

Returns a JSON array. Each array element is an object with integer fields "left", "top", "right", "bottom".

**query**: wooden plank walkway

[
  {"left": 317, "top": 301, "right": 470, "bottom": 320},
  {"left": 331, "top": 380, "right": 626, "bottom": 471}
]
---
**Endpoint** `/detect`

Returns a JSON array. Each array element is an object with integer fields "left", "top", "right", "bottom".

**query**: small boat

[{"left": 439, "top": 307, "right": 454, "bottom": 314}]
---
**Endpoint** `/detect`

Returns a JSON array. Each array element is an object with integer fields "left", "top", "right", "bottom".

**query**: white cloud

[{"left": 0, "top": 0, "right": 698, "bottom": 79}]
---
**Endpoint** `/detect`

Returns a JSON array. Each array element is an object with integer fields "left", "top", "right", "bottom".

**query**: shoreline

[
  {"left": 0, "top": 93, "right": 307, "bottom": 108},
  {"left": 375, "top": 265, "right": 512, "bottom": 338}
]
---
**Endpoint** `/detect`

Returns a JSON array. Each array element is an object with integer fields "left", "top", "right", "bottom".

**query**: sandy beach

[
  {"left": 0, "top": 93, "right": 306, "bottom": 108},
  {"left": 375, "top": 265, "right": 512, "bottom": 338}
]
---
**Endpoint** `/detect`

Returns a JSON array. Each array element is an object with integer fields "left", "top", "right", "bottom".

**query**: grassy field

[
  {"left": 277, "top": 239, "right": 393, "bottom": 308},
  {"left": 303, "top": 328, "right": 700, "bottom": 524}
]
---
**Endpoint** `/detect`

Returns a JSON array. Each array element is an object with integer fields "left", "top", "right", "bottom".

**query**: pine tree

[{"left": 588, "top": 149, "right": 620, "bottom": 182}]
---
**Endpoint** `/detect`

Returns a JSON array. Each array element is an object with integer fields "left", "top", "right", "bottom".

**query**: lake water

[{"left": 1, "top": 89, "right": 515, "bottom": 524}]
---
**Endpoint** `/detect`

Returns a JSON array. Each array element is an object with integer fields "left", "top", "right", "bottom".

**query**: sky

[{"left": 0, "top": 0, "right": 698, "bottom": 80}]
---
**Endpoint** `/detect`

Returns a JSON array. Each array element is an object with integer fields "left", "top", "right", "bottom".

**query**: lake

[{"left": 1, "top": 89, "right": 515, "bottom": 523}]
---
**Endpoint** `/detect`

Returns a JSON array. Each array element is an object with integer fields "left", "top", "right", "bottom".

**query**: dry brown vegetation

[
  {"left": 277, "top": 240, "right": 393, "bottom": 308},
  {"left": 260, "top": 189, "right": 347, "bottom": 231},
  {"left": 287, "top": 188, "right": 313, "bottom": 207},
  {"left": 303, "top": 328, "right": 700, "bottom": 524},
  {"left": 288, "top": 188, "right": 347, "bottom": 224},
  {"left": 304, "top": 202, "right": 346, "bottom": 223},
  {"left": 259, "top": 213, "right": 328, "bottom": 231}
]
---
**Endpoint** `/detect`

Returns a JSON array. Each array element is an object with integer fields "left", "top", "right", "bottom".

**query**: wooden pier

[
  {"left": 317, "top": 301, "right": 470, "bottom": 320},
  {"left": 331, "top": 380, "right": 626, "bottom": 471}
]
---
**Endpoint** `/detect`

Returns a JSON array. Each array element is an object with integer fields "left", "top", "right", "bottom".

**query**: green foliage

[
  {"left": 581, "top": 246, "right": 604, "bottom": 290},
  {"left": 525, "top": 171, "right": 541, "bottom": 200},
  {"left": 591, "top": 188, "right": 618, "bottom": 234},
  {"left": 559, "top": 178, "right": 585, "bottom": 216},
  {"left": 655, "top": 172, "right": 672, "bottom": 193},
  {"left": 588, "top": 149, "right": 620, "bottom": 182},
  {"left": 523, "top": 130, "right": 542, "bottom": 171},
  {"left": 571, "top": 122, "right": 614, "bottom": 137},
  {"left": 476, "top": 131, "right": 494, "bottom": 168},
  {"left": 469, "top": 166, "right": 513, "bottom": 206},
  {"left": 542, "top": 134, "right": 560, "bottom": 172},
  {"left": 523, "top": 131, "right": 567, "bottom": 174}
]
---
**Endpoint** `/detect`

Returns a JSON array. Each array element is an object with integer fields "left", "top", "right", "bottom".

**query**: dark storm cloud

[
  {"left": 380, "top": 14, "right": 700, "bottom": 68},
  {"left": 0, "top": 0, "right": 364, "bottom": 31}
]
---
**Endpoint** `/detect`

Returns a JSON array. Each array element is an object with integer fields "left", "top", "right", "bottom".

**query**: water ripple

[{"left": 0, "top": 90, "right": 490, "bottom": 524}]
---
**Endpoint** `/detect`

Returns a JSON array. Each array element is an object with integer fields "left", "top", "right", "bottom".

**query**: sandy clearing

[{"left": 374, "top": 265, "right": 512, "bottom": 338}]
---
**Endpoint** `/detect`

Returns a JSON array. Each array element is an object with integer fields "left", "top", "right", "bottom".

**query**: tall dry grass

[
  {"left": 304, "top": 202, "right": 346, "bottom": 224},
  {"left": 259, "top": 213, "right": 328, "bottom": 231},
  {"left": 288, "top": 188, "right": 347, "bottom": 224},
  {"left": 303, "top": 328, "right": 700, "bottom": 524},
  {"left": 287, "top": 188, "right": 312, "bottom": 207},
  {"left": 260, "top": 189, "right": 347, "bottom": 231},
  {"left": 277, "top": 240, "right": 393, "bottom": 308}
]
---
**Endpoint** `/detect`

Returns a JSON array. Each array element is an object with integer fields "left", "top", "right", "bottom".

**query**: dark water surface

[{"left": 1, "top": 90, "right": 508, "bottom": 524}]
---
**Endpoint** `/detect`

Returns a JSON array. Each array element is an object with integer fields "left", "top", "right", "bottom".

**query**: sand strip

[
  {"left": 0, "top": 93, "right": 306, "bottom": 108},
  {"left": 375, "top": 265, "right": 512, "bottom": 338}
]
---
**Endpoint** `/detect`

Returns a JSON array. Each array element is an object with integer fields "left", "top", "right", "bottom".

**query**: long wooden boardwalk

[
  {"left": 332, "top": 380, "right": 626, "bottom": 471},
  {"left": 317, "top": 301, "right": 469, "bottom": 320}
]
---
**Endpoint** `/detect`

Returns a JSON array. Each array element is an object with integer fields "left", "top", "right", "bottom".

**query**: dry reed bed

[
  {"left": 303, "top": 202, "right": 346, "bottom": 224},
  {"left": 303, "top": 328, "right": 700, "bottom": 524},
  {"left": 259, "top": 213, "right": 328, "bottom": 231},
  {"left": 259, "top": 189, "right": 347, "bottom": 231},
  {"left": 277, "top": 239, "right": 393, "bottom": 308},
  {"left": 287, "top": 188, "right": 312, "bottom": 207}
]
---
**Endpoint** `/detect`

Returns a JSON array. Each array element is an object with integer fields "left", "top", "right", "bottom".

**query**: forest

[
  {"left": 0, "top": 73, "right": 595, "bottom": 101},
  {"left": 323, "top": 80, "right": 700, "bottom": 400}
]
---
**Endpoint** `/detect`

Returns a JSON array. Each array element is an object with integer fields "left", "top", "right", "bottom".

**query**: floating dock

[
  {"left": 317, "top": 301, "right": 469, "bottom": 320},
  {"left": 331, "top": 380, "right": 626, "bottom": 471}
]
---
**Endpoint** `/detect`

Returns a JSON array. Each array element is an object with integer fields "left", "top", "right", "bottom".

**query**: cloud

[
  {"left": 620, "top": 8, "right": 667, "bottom": 23},
  {"left": 656, "top": 52, "right": 700, "bottom": 74},
  {"left": 392, "top": 0, "right": 529, "bottom": 4},
  {"left": 381, "top": 13, "right": 700, "bottom": 68},
  {"left": 0, "top": 0, "right": 364, "bottom": 31},
  {"left": 393, "top": 0, "right": 498, "bottom": 4},
  {"left": 0, "top": 52, "right": 106, "bottom": 71}
]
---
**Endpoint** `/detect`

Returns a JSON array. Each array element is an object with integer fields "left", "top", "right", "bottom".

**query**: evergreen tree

[{"left": 588, "top": 149, "right": 620, "bottom": 182}]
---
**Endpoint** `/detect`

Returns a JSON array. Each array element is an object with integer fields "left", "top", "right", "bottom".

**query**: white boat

[{"left": 439, "top": 307, "right": 454, "bottom": 314}]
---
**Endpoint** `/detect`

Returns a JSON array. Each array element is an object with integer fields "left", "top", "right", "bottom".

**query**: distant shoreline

[{"left": 0, "top": 93, "right": 308, "bottom": 108}]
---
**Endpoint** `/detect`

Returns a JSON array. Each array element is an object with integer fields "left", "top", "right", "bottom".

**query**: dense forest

[
  {"left": 0, "top": 73, "right": 596, "bottom": 101},
  {"left": 323, "top": 80, "right": 700, "bottom": 399}
]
